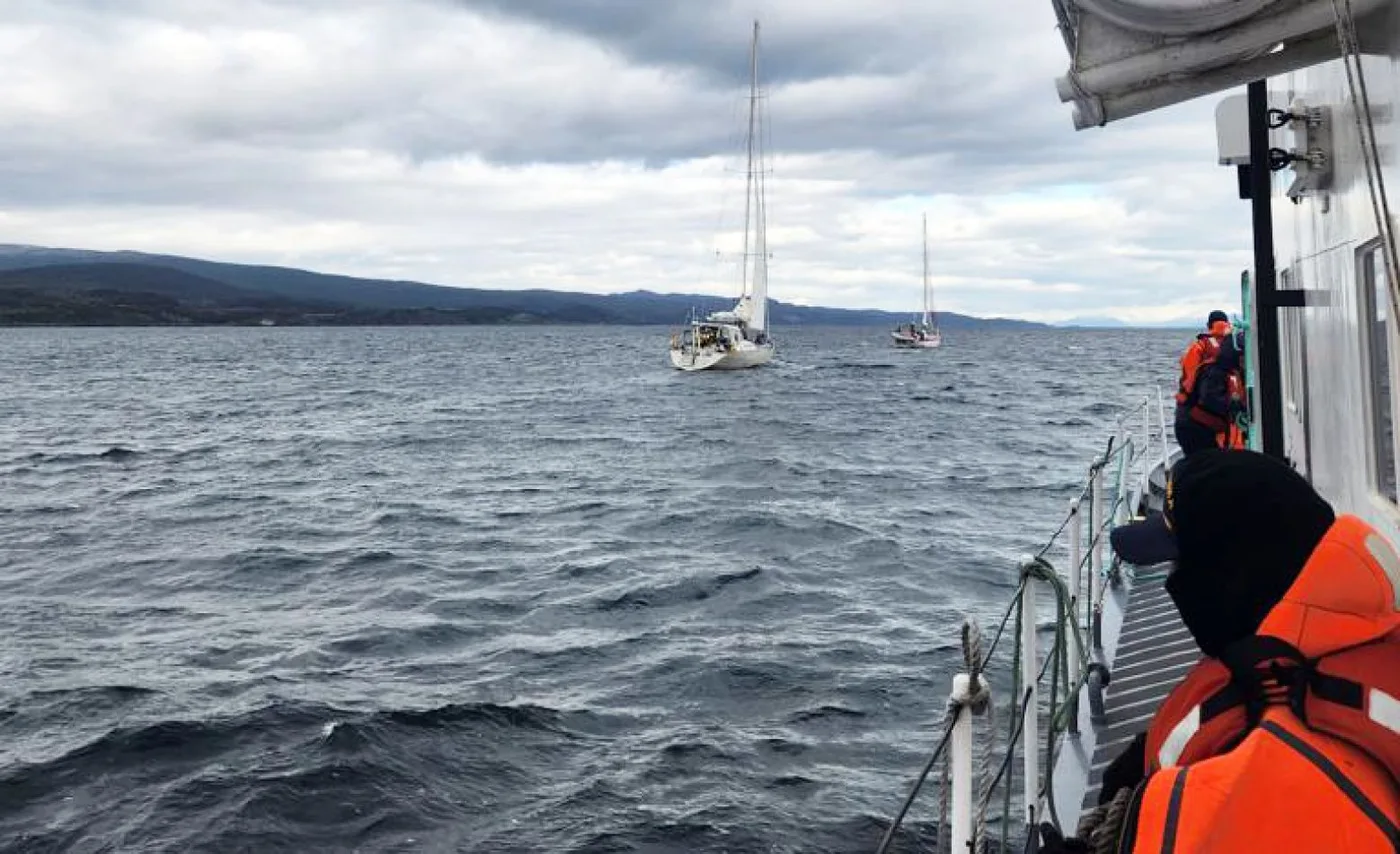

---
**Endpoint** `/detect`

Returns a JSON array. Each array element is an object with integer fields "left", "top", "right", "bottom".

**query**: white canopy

[{"left": 1050, "top": 0, "right": 1387, "bottom": 129}]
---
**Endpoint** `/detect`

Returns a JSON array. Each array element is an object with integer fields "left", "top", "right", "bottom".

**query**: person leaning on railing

[
  {"left": 1172, "top": 311, "right": 1234, "bottom": 456},
  {"left": 1040, "top": 449, "right": 1400, "bottom": 853}
]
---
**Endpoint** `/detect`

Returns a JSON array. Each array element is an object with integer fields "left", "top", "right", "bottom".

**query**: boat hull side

[{"left": 669, "top": 343, "right": 775, "bottom": 371}]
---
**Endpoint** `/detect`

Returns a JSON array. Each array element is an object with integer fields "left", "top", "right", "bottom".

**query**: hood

[{"left": 1258, "top": 515, "right": 1400, "bottom": 656}]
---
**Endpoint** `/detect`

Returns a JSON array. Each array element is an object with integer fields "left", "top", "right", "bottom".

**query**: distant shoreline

[
  {"left": 0, "top": 318, "right": 1193, "bottom": 331},
  {"left": 0, "top": 245, "right": 1196, "bottom": 331}
]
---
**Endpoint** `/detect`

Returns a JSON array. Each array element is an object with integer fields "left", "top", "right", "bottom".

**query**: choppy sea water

[{"left": 0, "top": 325, "right": 1182, "bottom": 853}]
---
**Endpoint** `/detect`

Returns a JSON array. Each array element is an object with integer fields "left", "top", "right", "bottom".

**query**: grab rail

[{"left": 876, "top": 388, "right": 1170, "bottom": 853}]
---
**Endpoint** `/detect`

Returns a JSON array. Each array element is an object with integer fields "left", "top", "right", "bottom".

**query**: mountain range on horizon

[
  {"left": 0, "top": 244, "right": 1186, "bottom": 329},
  {"left": 1058, "top": 314, "right": 1202, "bottom": 330}
]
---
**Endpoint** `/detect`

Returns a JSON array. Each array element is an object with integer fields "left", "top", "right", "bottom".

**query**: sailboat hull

[
  {"left": 669, "top": 341, "right": 775, "bottom": 371},
  {"left": 892, "top": 332, "right": 942, "bottom": 349}
]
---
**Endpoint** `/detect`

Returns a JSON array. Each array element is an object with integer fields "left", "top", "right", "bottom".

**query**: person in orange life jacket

[
  {"left": 1173, "top": 310, "right": 1233, "bottom": 456},
  {"left": 1039, "top": 449, "right": 1400, "bottom": 852}
]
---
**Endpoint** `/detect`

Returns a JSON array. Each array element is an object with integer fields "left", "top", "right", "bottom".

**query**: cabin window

[{"left": 1361, "top": 242, "right": 1399, "bottom": 504}]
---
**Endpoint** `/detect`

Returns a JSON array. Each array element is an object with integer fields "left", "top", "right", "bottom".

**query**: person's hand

[
  {"left": 1100, "top": 731, "right": 1147, "bottom": 804},
  {"left": 1038, "top": 823, "right": 1091, "bottom": 853}
]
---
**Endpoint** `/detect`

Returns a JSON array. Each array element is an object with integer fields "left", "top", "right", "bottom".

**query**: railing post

[
  {"left": 1157, "top": 386, "right": 1170, "bottom": 472},
  {"left": 950, "top": 674, "right": 975, "bottom": 854},
  {"left": 1020, "top": 571, "right": 1039, "bottom": 829},
  {"left": 1141, "top": 395, "right": 1151, "bottom": 501},
  {"left": 1090, "top": 461, "right": 1105, "bottom": 650},
  {"left": 950, "top": 621, "right": 988, "bottom": 854},
  {"left": 1116, "top": 438, "right": 1131, "bottom": 526},
  {"left": 1066, "top": 499, "right": 1082, "bottom": 735}
]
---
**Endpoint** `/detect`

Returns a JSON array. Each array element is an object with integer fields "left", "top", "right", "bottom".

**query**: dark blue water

[{"left": 0, "top": 325, "right": 1181, "bottom": 853}]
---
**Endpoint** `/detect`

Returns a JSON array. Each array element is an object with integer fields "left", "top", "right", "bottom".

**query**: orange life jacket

[
  {"left": 1216, "top": 379, "right": 1247, "bottom": 449},
  {"left": 1121, "top": 515, "right": 1400, "bottom": 851},
  {"left": 1126, "top": 711, "right": 1400, "bottom": 852},
  {"left": 1175, "top": 333, "right": 1221, "bottom": 406}
]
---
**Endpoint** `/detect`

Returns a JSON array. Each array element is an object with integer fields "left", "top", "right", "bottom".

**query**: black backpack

[{"left": 1191, "top": 357, "right": 1234, "bottom": 419}]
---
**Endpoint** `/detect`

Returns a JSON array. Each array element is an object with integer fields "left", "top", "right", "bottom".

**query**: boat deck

[
  {"left": 1081, "top": 461, "right": 1198, "bottom": 810},
  {"left": 1048, "top": 458, "right": 1200, "bottom": 824},
  {"left": 1079, "top": 571, "right": 1197, "bottom": 808}
]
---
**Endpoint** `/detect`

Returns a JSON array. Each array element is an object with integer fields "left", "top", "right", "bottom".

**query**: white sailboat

[
  {"left": 669, "top": 20, "right": 776, "bottom": 372},
  {"left": 891, "top": 213, "right": 942, "bottom": 349}
]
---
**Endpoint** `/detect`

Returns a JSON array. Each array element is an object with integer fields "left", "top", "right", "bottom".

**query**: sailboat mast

[
  {"left": 739, "top": 20, "right": 759, "bottom": 300},
  {"left": 922, "top": 213, "right": 930, "bottom": 326}
]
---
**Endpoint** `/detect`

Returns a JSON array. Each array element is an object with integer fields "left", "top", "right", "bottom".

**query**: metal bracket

[{"left": 1267, "top": 100, "right": 1333, "bottom": 202}]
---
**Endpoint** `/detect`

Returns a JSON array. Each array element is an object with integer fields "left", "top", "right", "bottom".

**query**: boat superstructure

[
  {"left": 892, "top": 214, "right": 943, "bottom": 349},
  {"left": 875, "top": 1, "right": 1400, "bottom": 850},
  {"left": 669, "top": 20, "right": 776, "bottom": 372}
]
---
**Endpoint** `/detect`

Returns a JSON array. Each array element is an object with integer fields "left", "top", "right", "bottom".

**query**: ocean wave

[
  {"left": 0, "top": 325, "right": 1185, "bottom": 852},
  {"left": 595, "top": 567, "right": 763, "bottom": 611}
]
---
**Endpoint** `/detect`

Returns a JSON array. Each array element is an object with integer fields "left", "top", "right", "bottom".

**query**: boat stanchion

[
  {"left": 949, "top": 621, "right": 989, "bottom": 854},
  {"left": 1090, "top": 459, "right": 1105, "bottom": 652},
  {"left": 1156, "top": 386, "right": 1169, "bottom": 475},
  {"left": 1066, "top": 498, "right": 1083, "bottom": 736},
  {"left": 1020, "top": 567, "right": 1040, "bottom": 829},
  {"left": 1141, "top": 398, "right": 1152, "bottom": 503}
]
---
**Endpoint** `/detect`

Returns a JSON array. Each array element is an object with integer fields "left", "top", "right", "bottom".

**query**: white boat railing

[{"left": 876, "top": 389, "right": 1173, "bottom": 853}]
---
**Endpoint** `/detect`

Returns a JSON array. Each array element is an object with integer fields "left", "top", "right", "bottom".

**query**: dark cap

[
  {"left": 1112, "top": 449, "right": 1331, "bottom": 566},
  {"left": 1207, "top": 310, "right": 1229, "bottom": 326},
  {"left": 1109, "top": 511, "right": 1176, "bottom": 566},
  {"left": 1111, "top": 449, "right": 1336, "bottom": 656}
]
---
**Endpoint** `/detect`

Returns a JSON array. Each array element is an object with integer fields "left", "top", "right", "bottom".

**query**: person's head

[
  {"left": 1207, "top": 310, "right": 1231, "bottom": 338},
  {"left": 1110, "top": 450, "right": 1335, "bottom": 656}
]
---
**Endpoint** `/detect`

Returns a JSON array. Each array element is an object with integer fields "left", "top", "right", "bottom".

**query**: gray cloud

[
  {"left": 450, "top": 0, "right": 984, "bottom": 85},
  {"left": 0, "top": 0, "right": 1251, "bottom": 320}
]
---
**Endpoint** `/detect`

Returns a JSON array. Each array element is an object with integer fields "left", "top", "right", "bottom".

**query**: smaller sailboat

[{"left": 892, "top": 213, "right": 942, "bottom": 349}]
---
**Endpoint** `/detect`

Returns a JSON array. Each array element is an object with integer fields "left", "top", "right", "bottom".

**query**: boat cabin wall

[{"left": 1273, "top": 14, "right": 1400, "bottom": 546}]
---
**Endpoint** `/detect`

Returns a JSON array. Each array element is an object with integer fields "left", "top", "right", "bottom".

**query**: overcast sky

[{"left": 0, "top": 0, "right": 1252, "bottom": 322}]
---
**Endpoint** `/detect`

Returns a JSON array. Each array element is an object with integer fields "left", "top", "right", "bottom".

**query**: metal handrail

[{"left": 876, "top": 389, "right": 1171, "bottom": 853}]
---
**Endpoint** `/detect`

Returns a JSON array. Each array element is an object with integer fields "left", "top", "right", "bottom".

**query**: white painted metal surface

[
  {"left": 949, "top": 674, "right": 975, "bottom": 854},
  {"left": 1267, "top": 4, "right": 1400, "bottom": 548},
  {"left": 1068, "top": 498, "right": 1084, "bottom": 684},
  {"left": 1020, "top": 574, "right": 1039, "bottom": 828},
  {"left": 1090, "top": 462, "right": 1104, "bottom": 616}
]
